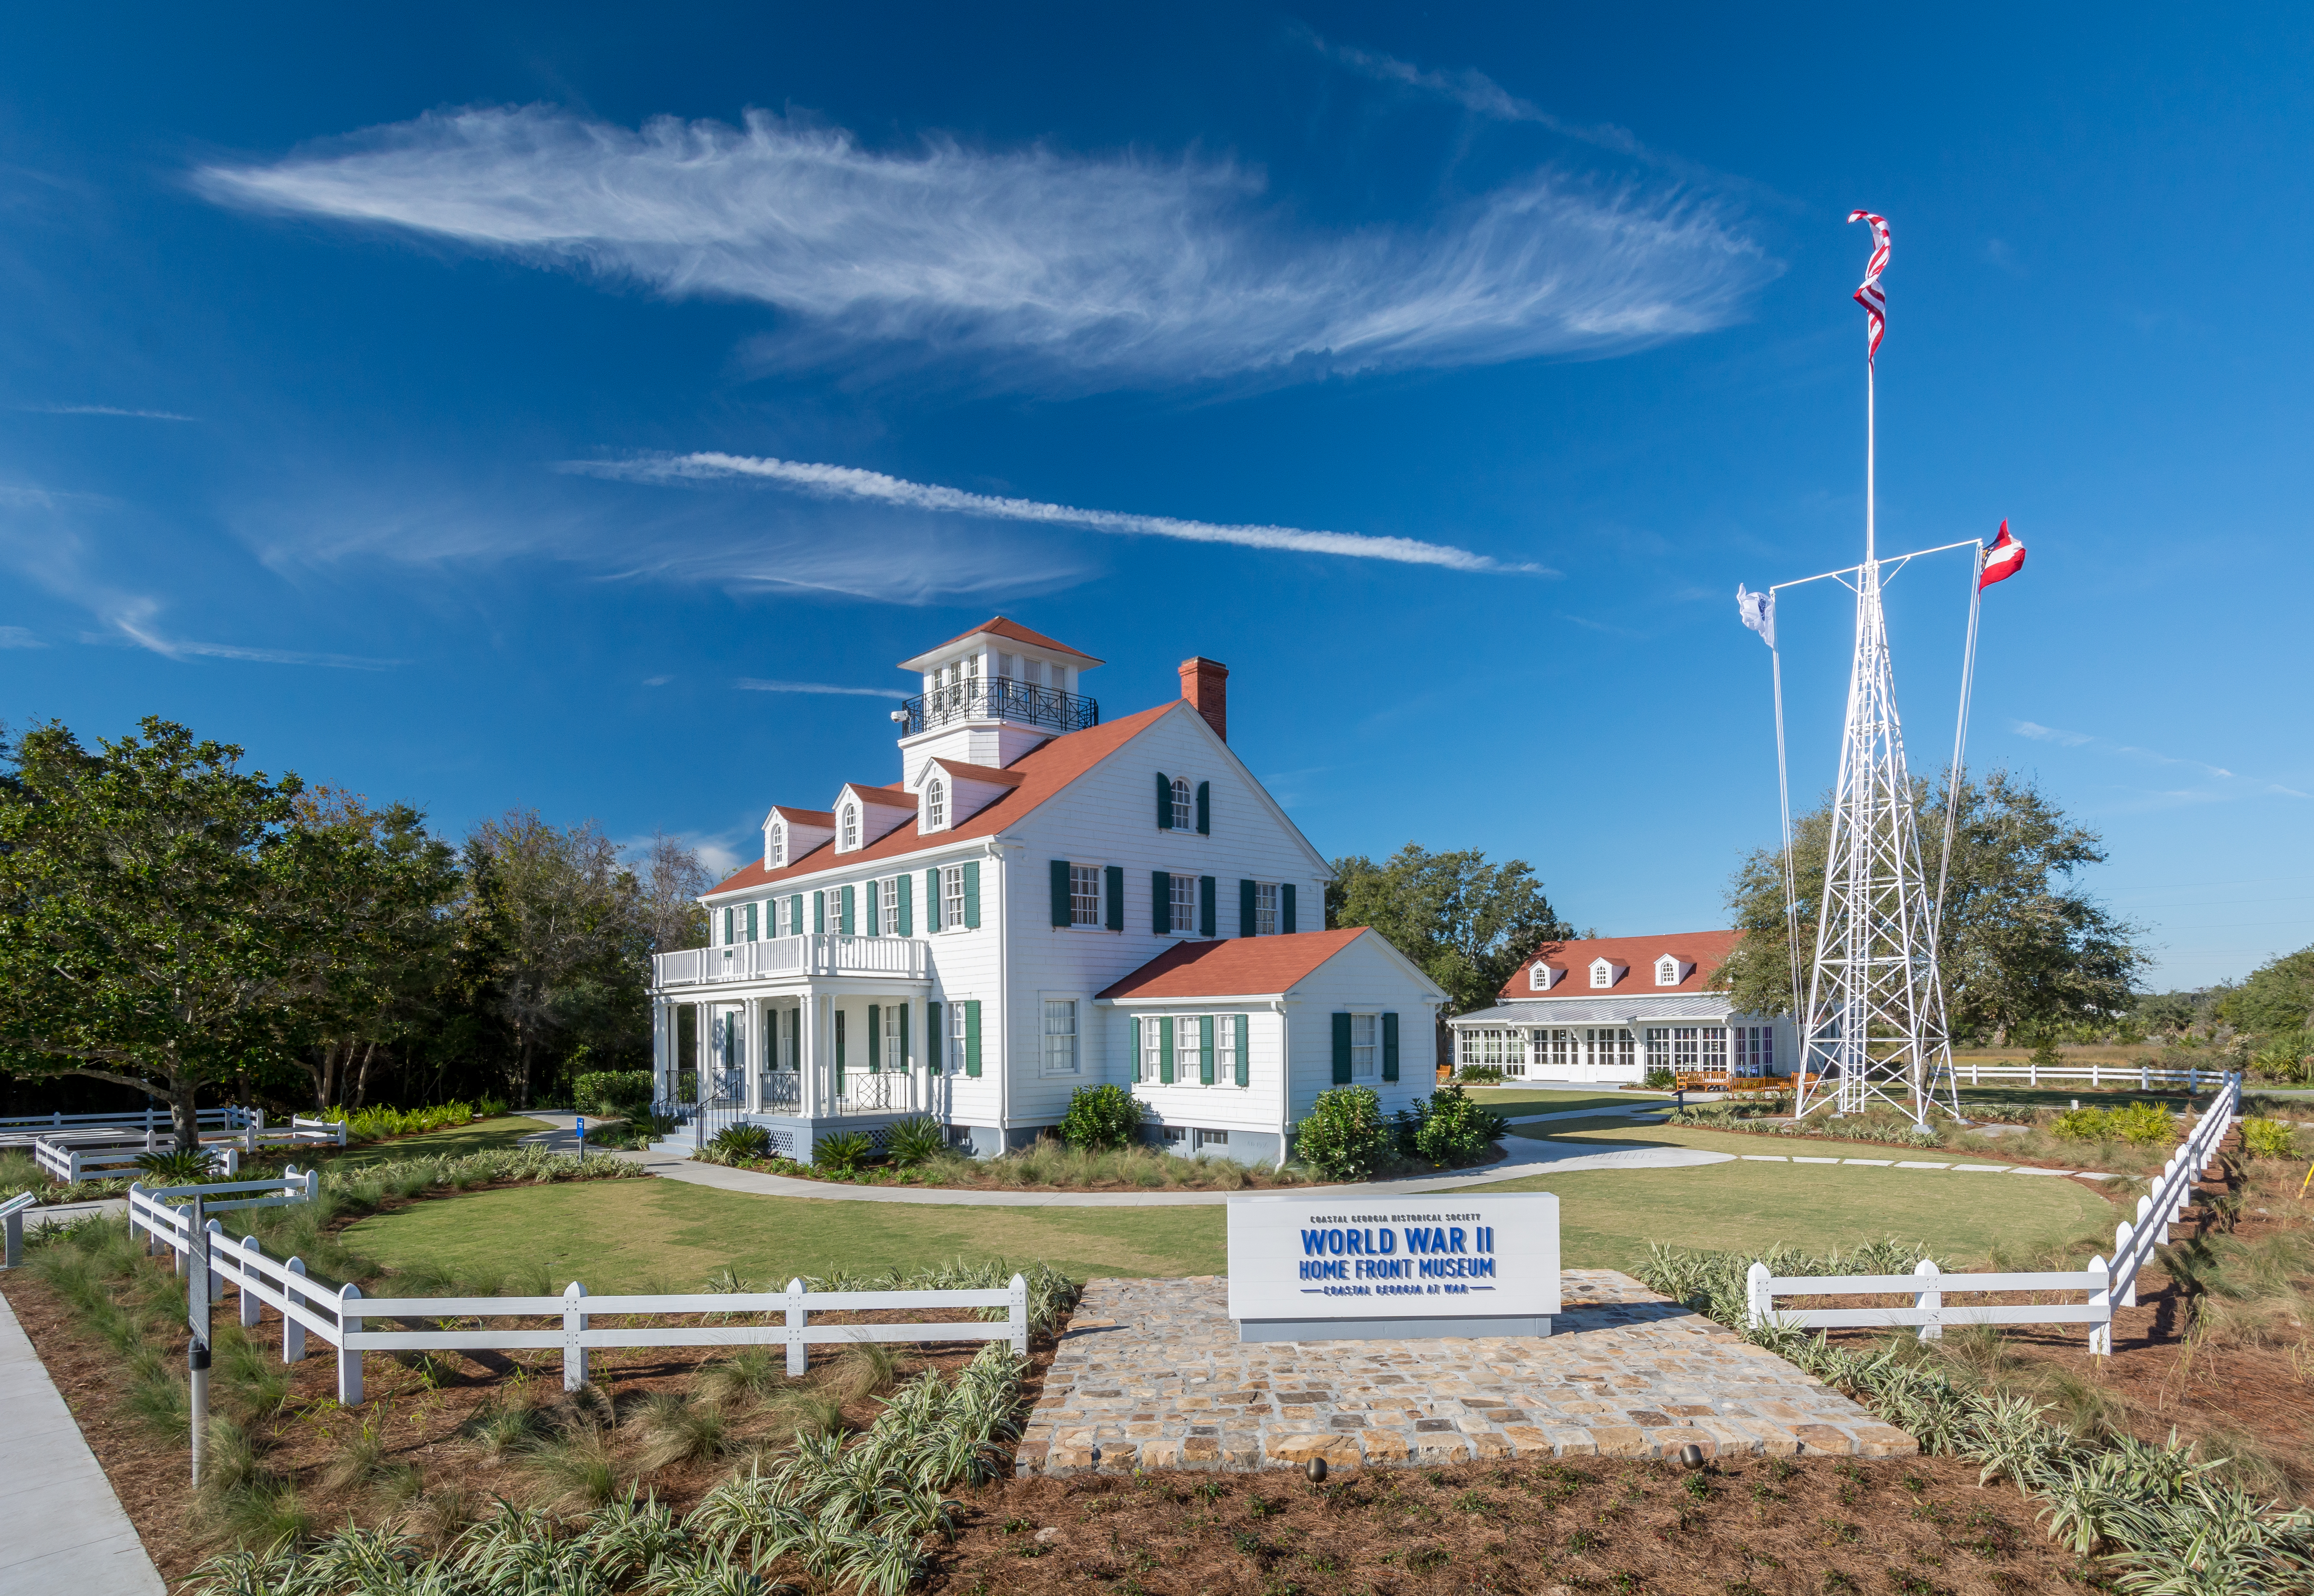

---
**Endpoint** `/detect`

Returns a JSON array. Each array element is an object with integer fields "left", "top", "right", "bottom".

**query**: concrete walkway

[{"left": 0, "top": 1287, "right": 165, "bottom": 1596}]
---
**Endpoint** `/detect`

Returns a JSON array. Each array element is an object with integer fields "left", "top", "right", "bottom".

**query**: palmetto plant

[{"left": 133, "top": 1148, "right": 217, "bottom": 1183}]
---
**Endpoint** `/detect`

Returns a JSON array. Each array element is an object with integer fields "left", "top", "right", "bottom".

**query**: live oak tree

[
  {"left": 1328, "top": 843, "right": 1573, "bottom": 1062},
  {"left": 1714, "top": 770, "right": 2145, "bottom": 1043},
  {"left": 0, "top": 719, "right": 352, "bottom": 1149}
]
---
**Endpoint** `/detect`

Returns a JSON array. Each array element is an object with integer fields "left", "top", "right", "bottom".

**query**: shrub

[
  {"left": 884, "top": 1116, "right": 948, "bottom": 1168},
  {"left": 571, "top": 1071, "right": 653, "bottom": 1117},
  {"left": 1058, "top": 1083, "right": 1142, "bottom": 1151},
  {"left": 1294, "top": 1087, "right": 1393, "bottom": 1181},
  {"left": 814, "top": 1130, "right": 873, "bottom": 1174},
  {"left": 1454, "top": 1065, "right": 1504, "bottom": 1086},
  {"left": 2239, "top": 1117, "right": 2300, "bottom": 1159},
  {"left": 2051, "top": 1101, "right": 2178, "bottom": 1147},
  {"left": 1408, "top": 1084, "right": 1507, "bottom": 1166},
  {"left": 1643, "top": 1066, "right": 1676, "bottom": 1089},
  {"left": 707, "top": 1124, "right": 771, "bottom": 1160}
]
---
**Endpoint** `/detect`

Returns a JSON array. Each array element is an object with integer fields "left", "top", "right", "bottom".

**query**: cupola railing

[{"left": 898, "top": 679, "right": 1098, "bottom": 737}]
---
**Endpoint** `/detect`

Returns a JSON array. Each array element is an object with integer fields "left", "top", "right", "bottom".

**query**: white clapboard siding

[{"left": 1745, "top": 1074, "right": 2240, "bottom": 1351}]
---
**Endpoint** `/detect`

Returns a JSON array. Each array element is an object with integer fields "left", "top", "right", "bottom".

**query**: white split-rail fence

[
  {"left": 1942, "top": 1061, "right": 2227, "bottom": 1091},
  {"left": 15, "top": 1108, "right": 347, "bottom": 1185},
  {"left": 122, "top": 1177, "right": 1029, "bottom": 1404},
  {"left": 1747, "top": 1073, "right": 2242, "bottom": 1353}
]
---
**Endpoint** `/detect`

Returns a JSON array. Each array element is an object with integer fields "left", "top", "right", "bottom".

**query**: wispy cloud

[
  {"left": 0, "top": 625, "right": 44, "bottom": 648},
  {"left": 196, "top": 104, "right": 1776, "bottom": 388},
  {"left": 734, "top": 677, "right": 909, "bottom": 700},
  {"left": 2010, "top": 719, "right": 2305, "bottom": 798},
  {"left": 96, "top": 599, "right": 396, "bottom": 669},
  {"left": 575, "top": 452, "right": 1546, "bottom": 575},
  {"left": 19, "top": 403, "right": 197, "bottom": 422}
]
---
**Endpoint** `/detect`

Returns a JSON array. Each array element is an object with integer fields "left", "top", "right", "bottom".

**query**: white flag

[{"left": 1735, "top": 584, "right": 1775, "bottom": 649}]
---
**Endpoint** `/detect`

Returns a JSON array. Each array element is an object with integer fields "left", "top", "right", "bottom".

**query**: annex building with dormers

[
  {"left": 647, "top": 618, "right": 1445, "bottom": 1164},
  {"left": 1445, "top": 931, "right": 1795, "bottom": 1086}
]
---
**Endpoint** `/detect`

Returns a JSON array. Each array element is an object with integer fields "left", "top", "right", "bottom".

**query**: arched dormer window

[
  {"left": 767, "top": 823, "right": 785, "bottom": 868},
  {"left": 1531, "top": 964, "right": 1556, "bottom": 992},
  {"left": 1655, "top": 956, "right": 1681, "bottom": 986},
  {"left": 1590, "top": 958, "right": 1616, "bottom": 989},
  {"left": 1170, "top": 776, "right": 1193, "bottom": 830},
  {"left": 925, "top": 779, "right": 946, "bottom": 831},
  {"left": 840, "top": 803, "right": 859, "bottom": 850}
]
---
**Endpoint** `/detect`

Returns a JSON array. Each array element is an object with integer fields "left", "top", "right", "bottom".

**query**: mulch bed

[{"left": 702, "top": 1145, "right": 1510, "bottom": 1194}]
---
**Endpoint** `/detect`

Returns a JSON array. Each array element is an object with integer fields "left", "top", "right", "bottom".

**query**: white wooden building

[
  {"left": 1445, "top": 931, "right": 1794, "bottom": 1086},
  {"left": 650, "top": 618, "right": 1445, "bottom": 1162}
]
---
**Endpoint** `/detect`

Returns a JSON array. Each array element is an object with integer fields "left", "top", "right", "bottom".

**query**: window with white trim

[
  {"left": 1197, "top": 1128, "right": 1228, "bottom": 1148},
  {"left": 1255, "top": 882, "right": 1280, "bottom": 936},
  {"left": 1169, "top": 872, "right": 1197, "bottom": 934},
  {"left": 883, "top": 1001, "right": 904, "bottom": 1066},
  {"left": 840, "top": 803, "right": 859, "bottom": 850},
  {"left": 1585, "top": 1027, "right": 1634, "bottom": 1070},
  {"left": 1590, "top": 959, "right": 1616, "bottom": 989},
  {"left": 1174, "top": 1017, "right": 1203, "bottom": 1083},
  {"left": 1350, "top": 1013, "right": 1378, "bottom": 1079},
  {"left": 1138, "top": 1017, "right": 1165, "bottom": 1083},
  {"left": 947, "top": 1001, "right": 969, "bottom": 1073},
  {"left": 1531, "top": 963, "right": 1555, "bottom": 991},
  {"left": 941, "top": 864, "right": 966, "bottom": 930},
  {"left": 1457, "top": 1028, "right": 1528, "bottom": 1074},
  {"left": 1159, "top": 1124, "right": 1188, "bottom": 1145},
  {"left": 1215, "top": 1018, "right": 1237, "bottom": 1085},
  {"left": 1043, "top": 999, "right": 1080, "bottom": 1074},
  {"left": 1069, "top": 864, "right": 1101, "bottom": 926},
  {"left": 1169, "top": 776, "right": 1193, "bottom": 830},
  {"left": 1734, "top": 1025, "right": 1774, "bottom": 1074},
  {"left": 1536, "top": 1028, "right": 1575, "bottom": 1072},
  {"left": 768, "top": 823, "right": 785, "bottom": 867},
  {"left": 1655, "top": 956, "right": 1681, "bottom": 986},
  {"left": 925, "top": 779, "right": 946, "bottom": 831},
  {"left": 1702, "top": 1026, "right": 1727, "bottom": 1071},
  {"left": 877, "top": 876, "right": 903, "bottom": 936}
]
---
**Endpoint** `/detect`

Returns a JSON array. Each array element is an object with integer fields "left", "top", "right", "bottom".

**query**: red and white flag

[
  {"left": 1847, "top": 210, "right": 1890, "bottom": 362},
  {"left": 1979, "top": 520, "right": 2026, "bottom": 590}
]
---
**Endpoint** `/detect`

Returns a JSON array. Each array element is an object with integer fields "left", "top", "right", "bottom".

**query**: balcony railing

[
  {"left": 654, "top": 933, "right": 928, "bottom": 989},
  {"left": 899, "top": 678, "right": 1097, "bottom": 738}
]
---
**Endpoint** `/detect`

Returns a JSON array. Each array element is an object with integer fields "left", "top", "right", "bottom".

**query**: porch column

[
  {"left": 745, "top": 998, "right": 764, "bottom": 1115},
  {"left": 650, "top": 1000, "right": 670, "bottom": 1109},
  {"left": 799, "top": 991, "right": 822, "bottom": 1120}
]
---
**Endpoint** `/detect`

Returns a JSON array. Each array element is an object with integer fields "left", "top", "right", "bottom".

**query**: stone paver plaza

[{"left": 1018, "top": 1271, "right": 1915, "bottom": 1475}]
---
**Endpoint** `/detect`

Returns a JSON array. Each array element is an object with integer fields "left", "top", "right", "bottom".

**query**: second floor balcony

[
  {"left": 654, "top": 933, "right": 928, "bottom": 990},
  {"left": 900, "top": 677, "right": 1098, "bottom": 738}
]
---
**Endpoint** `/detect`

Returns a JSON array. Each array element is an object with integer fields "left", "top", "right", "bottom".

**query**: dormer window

[
  {"left": 1170, "top": 777, "right": 1193, "bottom": 830},
  {"left": 1531, "top": 964, "right": 1557, "bottom": 992},
  {"left": 1590, "top": 958, "right": 1616, "bottom": 989},
  {"left": 1656, "top": 956, "right": 1680, "bottom": 986},
  {"left": 768, "top": 823, "right": 785, "bottom": 868},
  {"left": 925, "top": 779, "right": 946, "bottom": 831},
  {"left": 840, "top": 803, "right": 859, "bottom": 850}
]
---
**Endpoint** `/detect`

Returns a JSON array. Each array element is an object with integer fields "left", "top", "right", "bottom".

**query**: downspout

[
  {"left": 1274, "top": 998, "right": 1292, "bottom": 1162},
  {"left": 989, "top": 838, "right": 1014, "bottom": 1151}
]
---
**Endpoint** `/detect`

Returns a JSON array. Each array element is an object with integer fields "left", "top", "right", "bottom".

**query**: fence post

[
  {"left": 204, "top": 1220, "right": 228, "bottom": 1304},
  {"left": 2188, "top": 1065, "right": 2199, "bottom": 1092},
  {"left": 2029, "top": 1060, "right": 2038, "bottom": 1087},
  {"left": 2086, "top": 1255, "right": 2111, "bottom": 1356},
  {"left": 1009, "top": 1272, "right": 1030, "bottom": 1357},
  {"left": 239, "top": 1235, "right": 262, "bottom": 1328},
  {"left": 2140, "top": 1064, "right": 2149, "bottom": 1091},
  {"left": 284, "top": 1258, "right": 307, "bottom": 1364},
  {"left": 1745, "top": 1260, "right": 1772, "bottom": 1329},
  {"left": 303, "top": 1166, "right": 320, "bottom": 1204},
  {"left": 786, "top": 1278, "right": 807, "bottom": 1379},
  {"left": 3, "top": 1206, "right": 20, "bottom": 1270},
  {"left": 1912, "top": 1259, "right": 1942, "bottom": 1341},
  {"left": 2158, "top": 1160, "right": 2177, "bottom": 1241},
  {"left": 563, "top": 1282, "right": 589, "bottom": 1392},
  {"left": 337, "top": 1284, "right": 364, "bottom": 1405},
  {"left": 2113, "top": 1219, "right": 2137, "bottom": 1307}
]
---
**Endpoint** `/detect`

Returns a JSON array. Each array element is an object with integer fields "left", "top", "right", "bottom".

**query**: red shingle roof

[
  {"left": 1500, "top": 930, "right": 1744, "bottom": 1000},
  {"left": 705, "top": 701, "right": 1179, "bottom": 897},
  {"left": 767, "top": 806, "right": 833, "bottom": 824},
  {"left": 903, "top": 615, "right": 1104, "bottom": 668},
  {"left": 924, "top": 758, "right": 1027, "bottom": 788},
  {"left": 1098, "top": 928, "right": 1374, "bottom": 1000},
  {"left": 843, "top": 785, "right": 918, "bottom": 809}
]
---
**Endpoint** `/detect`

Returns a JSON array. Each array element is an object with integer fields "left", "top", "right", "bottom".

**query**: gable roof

[
  {"left": 1098, "top": 927, "right": 1374, "bottom": 1000},
  {"left": 767, "top": 807, "right": 834, "bottom": 825},
  {"left": 921, "top": 758, "right": 1027, "bottom": 788},
  {"left": 840, "top": 784, "right": 918, "bottom": 810},
  {"left": 1501, "top": 930, "right": 1744, "bottom": 1000},
  {"left": 704, "top": 700, "right": 1176, "bottom": 898},
  {"left": 899, "top": 615, "right": 1104, "bottom": 670}
]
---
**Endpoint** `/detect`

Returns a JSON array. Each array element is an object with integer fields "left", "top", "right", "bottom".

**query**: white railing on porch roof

[{"left": 654, "top": 933, "right": 928, "bottom": 988}]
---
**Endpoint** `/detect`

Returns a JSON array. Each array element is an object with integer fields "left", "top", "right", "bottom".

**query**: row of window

[
  {"left": 1457, "top": 1024, "right": 1776, "bottom": 1075},
  {"left": 1134, "top": 1014, "right": 1252, "bottom": 1088},
  {"left": 1533, "top": 954, "right": 1701, "bottom": 992},
  {"left": 1046, "top": 863, "right": 1298, "bottom": 937},
  {"left": 719, "top": 863, "right": 983, "bottom": 944}
]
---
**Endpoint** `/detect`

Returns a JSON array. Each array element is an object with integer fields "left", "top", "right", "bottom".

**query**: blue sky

[{"left": 3, "top": 3, "right": 2308, "bottom": 988}]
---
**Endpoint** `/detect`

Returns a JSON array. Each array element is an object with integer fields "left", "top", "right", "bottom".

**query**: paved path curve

[{"left": 0, "top": 1286, "right": 166, "bottom": 1596}]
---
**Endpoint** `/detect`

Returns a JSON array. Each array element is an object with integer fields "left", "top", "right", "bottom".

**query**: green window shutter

[
  {"left": 926, "top": 1001, "right": 942, "bottom": 1070},
  {"left": 835, "top": 1009, "right": 847, "bottom": 1089},
  {"left": 1158, "top": 1015, "right": 1175, "bottom": 1084},
  {"left": 1331, "top": 1012, "right": 1353, "bottom": 1085},
  {"left": 1196, "top": 780, "right": 1210, "bottom": 835},
  {"left": 1199, "top": 1014, "right": 1215, "bottom": 1085},
  {"left": 898, "top": 1001, "right": 910, "bottom": 1070},
  {"left": 840, "top": 884, "right": 855, "bottom": 936},
  {"left": 792, "top": 894, "right": 804, "bottom": 936},
  {"left": 867, "top": 1003, "right": 881, "bottom": 1071},
  {"left": 1383, "top": 1012, "right": 1400, "bottom": 1083},
  {"left": 1199, "top": 875, "right": 1215, "bottom": 938},
  {"left": 962, "top": 861, "right": 981, "bottom": 928},
  {"left": 964, "top": 1000, "right": 982, "bottom": 1077},
  {"left": 813, "top": 891, "right": 825, "bottom": 933},
  {"left": 1050, "top": 859, "right": 1072, "bottom": 928},
  {"left": 721, "top": 907, "right": 733, "bottom": 944},
  {"left": 1234, "top": 1013, "right": 1250, "bottom": 1088},
  {"left": 863, "top": 880, "right": 878, "bottom": 937},
  {"left": 1155, "top": 770, "right": 1172, "bottom": 829},
  {"left": 1150, "top": 870, "right": 1171, "bottom": 934},
  {"left": 925, "top": 869, "right": 941, "bottom": 932},
  {"left": 1281, "top": 883, "right": 1297, "bottom": 935},
  {"left": 898, "top": 873, "right": 913, "bottom": 938},
  {"left": 746, "top": 902, "right": 758, "bottom": 941},
  {"left": 1238, "top": 879, "right": 1256, "bottom": 938},
  {"left": 1104, "top": 865, "right": 1124, "bottom": 932}
]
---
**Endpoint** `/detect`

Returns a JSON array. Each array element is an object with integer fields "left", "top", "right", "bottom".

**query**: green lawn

[
  {"left": 1463, "top": 1086, "right": 1659, "bottom": 1116},
  {"left": 319, "top": 1114, "right": 556, "bottom": 1171}
]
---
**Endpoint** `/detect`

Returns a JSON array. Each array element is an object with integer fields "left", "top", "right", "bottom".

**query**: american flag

[{"left": 1847, "top": 210, "right": 1890, "bottom": 361}]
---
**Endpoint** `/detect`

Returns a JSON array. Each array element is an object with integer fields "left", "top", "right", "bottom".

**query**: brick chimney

[{"left": 1179, "top": 656, "right": 1228, "bottom": 741}]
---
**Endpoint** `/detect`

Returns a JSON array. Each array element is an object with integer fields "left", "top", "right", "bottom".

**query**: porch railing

[
  {"left": 899, "top": 678, "right": 1097, "bottom": 737},
  {"left": 654, "top": 934, "right": 928, "bottom": 989}
]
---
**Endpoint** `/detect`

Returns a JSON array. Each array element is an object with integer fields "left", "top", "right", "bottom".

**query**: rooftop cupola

[{"left": 892, "top": 617, "right": 1102, "bottom": 787}]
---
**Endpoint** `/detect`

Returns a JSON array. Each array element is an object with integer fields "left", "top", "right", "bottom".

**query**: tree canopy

[
  {"left": 1327, "top": 843, "right": 1572, "bottom": 1020},
  {"left": 2216, "top": 945, "right": 2314, "bottom": 1039},
  {"left": 1714, "top": 770, "right": 2146, "bottom": 1043}
]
